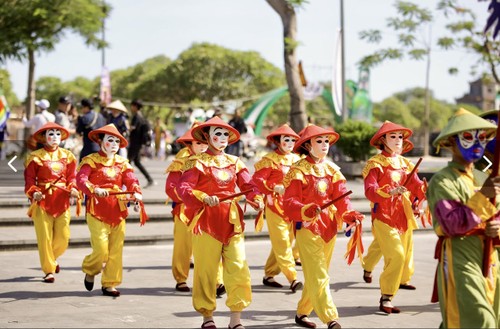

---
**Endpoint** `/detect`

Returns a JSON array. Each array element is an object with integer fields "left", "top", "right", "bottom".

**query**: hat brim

[
  {"left": 33, "top": 123, "right": 70, "bottom": 143},
  {"left": 191, "top": 118, "right": 240, "bottom": 145},
  {"left": 89, "top": 127, "right": 128, "bottom": 148}
]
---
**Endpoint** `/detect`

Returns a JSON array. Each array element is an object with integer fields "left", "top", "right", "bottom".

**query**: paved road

[{"left": 0, "top": 231, "right": 441, "bottom": 328}]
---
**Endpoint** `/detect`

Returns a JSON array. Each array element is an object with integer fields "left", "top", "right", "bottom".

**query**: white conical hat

[{"left": 106, "top": 100, "right": 128, "bottom": 113}]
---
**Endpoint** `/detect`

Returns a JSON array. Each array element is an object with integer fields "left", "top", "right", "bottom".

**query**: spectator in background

[
  {"left": 23, "top": 99, "right": 56, "bottom": 150},
  {"left": 55, "top": 96, "right": 75, "bottom": 148},
  {"left": 106, "top": 100, "right": 130, "bottom": 158},
  {"left": 153, "top": 116, "right": 166, "bottom": 159},
  {"left": 128, "top": 99, "right": 156, "bottom": 188},
  {"left": 226, "top": 108, "right": 247, "bottom": 156},
  {"left": 76, "top": 98, "right": 106, "bottom": 162},
  {"left": 0, "top": 122, "right": 8, "bottom": 160}
]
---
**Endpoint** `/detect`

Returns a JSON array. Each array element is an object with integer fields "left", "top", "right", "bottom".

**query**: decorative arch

[{"left": 243, "top": 86, "right": 342, "bottom": 136}]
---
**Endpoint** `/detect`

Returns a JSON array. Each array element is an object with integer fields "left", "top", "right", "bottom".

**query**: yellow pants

[
  {"left": 296, "top": 228, "right": 339, "bottom": 324},
  {"left": 82, "top": 214, "right": 126, "bottom": 288},
  {"left": 32, "top": 207, "right": 70, "bottom": 274},
  {"left": 172, "top": 215, "right": 193, "bottom": 284},
  {"left": 264, "top": 207, "right": 298, "bottom": 283},
  {"left": 363, "top": 225, "right": 414, "bottom": 285},
  {"left": 172, "top": 215, "right": 224, "bottom": 286},
  {"left": 371, "top": 219, "right": 413, "bottom": 296},
  {"left": 192, "top": 232, "right": 251, "bottom": 317}
]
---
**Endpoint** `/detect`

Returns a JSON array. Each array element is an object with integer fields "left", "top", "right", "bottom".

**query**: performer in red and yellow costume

[
  {"left": 252, "top": 124, "right": 303, "bottom": 291},
  {"left": 178, "top": 116, "right": 264, "bottom": 329},
  {"left": 166, "top": 124, "right": 225, "bottom": 297},
  {"left": 77, "top": 124, "right": 147, "bottom": 297},
  {"left": 24, "top": 122, "right": 80, "bottom": 283},
  {"left": 362, "top": 121, "right": 426, "bottom": 313},
  {"left": 283, "top": 124, "right": 364, "bottom": 329}
]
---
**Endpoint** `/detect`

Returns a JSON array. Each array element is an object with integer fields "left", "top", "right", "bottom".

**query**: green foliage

[
  {"left": 335, "top": 120, "right": 378, "bottom": 162},
  {"left": 0, "top": 69, "right": 20, "bottom": 106},
  {"left": 0, "top": 0, "right": 110, "bottom": 62},
  {"left": 374, "top": 97, "right": 420, "bottom": 130},
  {"left": 160, "top": 43, "right": 285, "bottom": 103},
  {"left": 436, "top": 0, "right": 499, "bottom": 84},
  {"left": 358, "top": 1, "right": 433, "bottom": 69}
]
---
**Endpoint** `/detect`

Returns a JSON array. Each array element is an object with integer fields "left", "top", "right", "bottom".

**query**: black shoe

[
  {"left": 84, "top": 274, "right": 94, "bottom": 291},
  {"left": 295, "top": 315, "right": 316, "bottom": 328},
  {"left": 101, "top": 286, "right": 120, "bottom": 297},
  {"left": 399, "top": 283, "right": 416, "bottom": 290},
  {"left": 216, "top": 284, "right": 226, "bottom": 297},
  {"left": 328, "top": 321, "right": 342, "bottom": 329},
  {"left": 55, "top": 264, "right": 60, "bottom": 274},
  {"left": 190, "top": 261, "right": 194, "bottom": 269},
  {"left": 290, "top": 280, "right": 303, "bottom": 293},
  {"left": 295, "top": 259, "right": 302, "bottom": 266},
  {"left": 263, "top": 277, "right": 283, "bottom": 288},
  {"left": 43, "top": 273, "right": 55, "bottom": 283},
  {"left": 363, "top": 270, "right": 372, "bottom": 283}
]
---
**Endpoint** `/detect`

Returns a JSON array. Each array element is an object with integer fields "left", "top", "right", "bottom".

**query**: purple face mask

[{"left": 454, "top": 129, "right": 489, "bottom": 163}]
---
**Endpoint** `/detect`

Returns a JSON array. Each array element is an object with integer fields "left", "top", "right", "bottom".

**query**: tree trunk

[
  {"left": 267, "top": 0, "right": 307, "bottom": 133},
  {"left": 23, "top": 48, "right": 36, "bottom": 153}
]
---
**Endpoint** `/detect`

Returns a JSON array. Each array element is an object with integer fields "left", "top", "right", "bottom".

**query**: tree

[
  {"left": 0, "top": 69, "right": 20, "bottom": 106},
  {"left": 0, "top": 0, "right": 110, "bottom": 121},
  {"left": 160, "top": 43, "right": 284, "bottom": 103},
  {"left": 358, "top": 1, "right": 434, "bottom": 156},
  {"left": 266, "top": 0, "right": 308, "bottom": 133},
  {"left": 436, "top": 0, "right": 500, "bottom": 84}
]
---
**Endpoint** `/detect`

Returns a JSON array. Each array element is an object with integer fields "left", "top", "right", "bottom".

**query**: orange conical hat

[
  {"left": 370, "top": 121, "right": 412, "bottom": 150},
  {"left": 88, "top": 124, "right": 128, "bottom": 148},
  {"left": 191, "top": 116, "right": 240, "bottom": 145},
  {"left": 266, "top": 124, "right": 300, "bottom": 143},
  {"left": 293, "top": 124, "right": 340, "bottom": 155},
  {"left": 33, "top": 122, "right": 70, "bottom": 143}
]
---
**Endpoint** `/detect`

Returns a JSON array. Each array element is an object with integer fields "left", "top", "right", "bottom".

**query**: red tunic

[
  {"left": 76, "top": 151, "right": 141, "bottom": 226},
  {"left": 178, "top": 150, "right": 261, "bottom": 244},
  {"left": 283, "top": 156, "right": 354, "bottom": 242},
  {"left": 252, "top": 149, "right": 300, "bottom": 219},
  {"left": 362, "top": 151, "right": 426, "bottom": 232},
  {"left": 24, "top": 146, "right": 77, "bottom": 218},
  {"left": 165, "top": 149, "right": 193, "bottom": 218}
]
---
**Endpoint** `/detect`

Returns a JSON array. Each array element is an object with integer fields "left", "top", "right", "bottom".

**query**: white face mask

[
  {"left": 45, "top": 129, "right": 61, "bottom": 147},
  {"left": 309, "top": 135, "right": 330, "bottom": 159},
  {"left": 279, "top": 135, "right": 296, "bottom": 154},
  {"left": 101, "top": 134, "right": 120, "bottom": 157},
  {"left": 384, "top": 131, "right": 404, "bottom": 154},
  {"left": 191, "top": 141, "right": 208, "bottom": 154},
  {"left": 209, "top": 126, "right": 230, "bottom": 151}
]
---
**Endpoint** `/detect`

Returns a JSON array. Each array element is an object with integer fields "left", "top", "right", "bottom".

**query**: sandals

[
  {"left": 363, "top": 270, "right": 372, "bottom": 283},
  {"left": 227, "top": 325, "right": 244, "bottom": 329},
  {"left": 175, "top": 282, "right": 190, "bottom": 292},
  {"left": 201, "top": 320, "right": 216, "bottom": 329},
  {"left": 295, "top": 314, "right": 317, "bottom": 328},
  {"left": 201, "top": 320, "right": 217, "bottom": 329},
  {"left": 290, "top": 280, "right": 303, "bottom": 293},
  {"left": 379, "top": 296, "right": 400, "bottom": 314}
]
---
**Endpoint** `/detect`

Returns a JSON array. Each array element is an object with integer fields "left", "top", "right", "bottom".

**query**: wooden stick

[
  {"left": 403, "top": 157, "right": 423, "bottom": 187},
  {"left": 320, "top": 190, "right": 353, "bottom": 210},
  {"left": 108, "top": 191, "right": 136, "bottom": 196},
  {"left": 219, "top": 189, "right": 252, "bottom": 202}
]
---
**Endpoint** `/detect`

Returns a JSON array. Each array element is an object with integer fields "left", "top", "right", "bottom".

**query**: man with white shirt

[{"left": 23, "top": 99, "right": 56, "bottom": 149}]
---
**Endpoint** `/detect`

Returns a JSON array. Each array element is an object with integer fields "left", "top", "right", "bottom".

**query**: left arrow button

[{"left": 8, "top": 155, "right": 17, "bottom": 172}]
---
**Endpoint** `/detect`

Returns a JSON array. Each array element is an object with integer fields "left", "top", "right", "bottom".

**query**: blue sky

[{"left": 3, "top": 0, "right": 490, "bottom": 104}]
